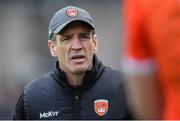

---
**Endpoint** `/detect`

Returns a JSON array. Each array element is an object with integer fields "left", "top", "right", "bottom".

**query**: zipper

[{"left": 72, "top": 88, "right": 81, "bottom": 119}]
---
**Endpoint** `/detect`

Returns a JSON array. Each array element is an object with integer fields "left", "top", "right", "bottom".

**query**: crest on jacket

[{"left": 94, "top": 99, "right": 109, "bottom": 116}]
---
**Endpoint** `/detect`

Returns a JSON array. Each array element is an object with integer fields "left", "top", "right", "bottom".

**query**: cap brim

[{"left": 54, "top": 18, "right": 94, "bottom": 34}]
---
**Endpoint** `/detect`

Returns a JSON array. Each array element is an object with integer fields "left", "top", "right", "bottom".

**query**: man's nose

[{"left": 71, "top": 38, "right": 82, "bottom": 50}]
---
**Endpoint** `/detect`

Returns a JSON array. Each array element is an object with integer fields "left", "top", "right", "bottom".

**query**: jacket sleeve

[{"left": 13, "top": 93, "right": 27, "bottom": 119}]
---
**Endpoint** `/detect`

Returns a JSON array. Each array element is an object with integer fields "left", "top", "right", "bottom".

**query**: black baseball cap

[{"left": 48, "top": 6, "right": 95, "bottom": 39}]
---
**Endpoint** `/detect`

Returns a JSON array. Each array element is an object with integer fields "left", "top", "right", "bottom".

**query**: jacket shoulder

[
  {"left": 24, "top": 72, "right": 53, "bottom": 92},
  {"left": 97, "top": 67, "right": 127, "bottom": 91},
  {"left": 104, "top": 67, "right": 126, "bottom": 82},
  {"left": 23, "top": 72, "right": 57, "bottom": 104}
]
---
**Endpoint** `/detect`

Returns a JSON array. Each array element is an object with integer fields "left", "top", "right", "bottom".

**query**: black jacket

[{"left": 14, "top": 56, "right": 132, "bottom": 120}]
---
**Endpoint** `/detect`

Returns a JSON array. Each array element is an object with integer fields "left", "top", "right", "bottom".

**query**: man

[
  {"left": 13, "top": 6, "right": 131, "bottom": 119},
  {"left": 122, "top": 0, "right": 180, "bottom": 119}
]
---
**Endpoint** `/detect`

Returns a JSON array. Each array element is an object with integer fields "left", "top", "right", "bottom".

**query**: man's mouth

[
  {"left": 71, "top": 55, "right": 85, "bottom": 60},
  {"left": 70, "top": 55, "right": 86, "bottom": 63}
]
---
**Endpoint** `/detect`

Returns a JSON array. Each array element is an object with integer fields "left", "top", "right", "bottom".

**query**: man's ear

[
  {"left": 93, "top": 34, "right": 98, "bottom": 52},
  {"left": 48, "top": 40, "right": 57, "bottom": 57}
]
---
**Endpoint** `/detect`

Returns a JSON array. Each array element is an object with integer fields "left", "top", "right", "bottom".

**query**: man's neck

[{"left": 66, "top": 73, "right": 85, "bottom": 86}]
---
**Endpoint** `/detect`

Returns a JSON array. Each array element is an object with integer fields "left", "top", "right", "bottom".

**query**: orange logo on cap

[
  {"left": 94, "top": 99, "right": 109, "bottom": 116},
  {"left": 66, "top": 8, "right": 78, "bottom": 17}
]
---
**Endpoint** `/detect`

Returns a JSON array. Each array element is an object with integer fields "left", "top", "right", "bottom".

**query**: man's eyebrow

[
  {"left": 80, "top": 32, "right": 89, "bottom": 35},
  {"left": 62, "top": 33, "right": 70, "bottom": 36},
  {"left": 60, "top": 34, "right": 72, "bottom": 39}
]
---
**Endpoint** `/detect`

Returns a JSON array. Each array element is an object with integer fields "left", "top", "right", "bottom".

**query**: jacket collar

[{"left": 53, "top": 54, "right": 105, "bottom": 91}]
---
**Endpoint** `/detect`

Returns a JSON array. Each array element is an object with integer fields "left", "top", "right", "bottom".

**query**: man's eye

[
  {"left": 82, "top": 35, "right": 89, "bottom": 39},
  {"left": 62, "top": 38, "right": 68, "bottom": 41},
  {"left": 61, "top": 38, "right": 69, "bottom": 42}
]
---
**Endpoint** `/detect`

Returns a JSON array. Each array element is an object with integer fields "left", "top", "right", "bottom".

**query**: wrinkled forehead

[{"left": 59, "top": 20, "right": 94, "bottom": 35}]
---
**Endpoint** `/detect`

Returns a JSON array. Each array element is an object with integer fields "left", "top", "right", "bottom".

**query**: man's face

[{"left": 48, "top": 22, "right": 98, "bottom": 75}]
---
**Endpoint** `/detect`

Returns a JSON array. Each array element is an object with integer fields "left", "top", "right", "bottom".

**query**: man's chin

[{"left": 71, "top": 67, "right": 88, "bottom": 74}]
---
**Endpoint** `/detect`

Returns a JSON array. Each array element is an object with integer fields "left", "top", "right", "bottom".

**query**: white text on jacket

[{"left": 40, "top": 111, "right": 59, "bottom": 119}]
